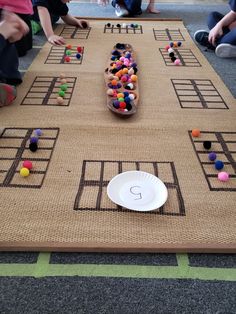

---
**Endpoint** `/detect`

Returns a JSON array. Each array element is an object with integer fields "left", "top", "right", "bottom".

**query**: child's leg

[
  {"left": 218, "top": 28, "right": 236, "bottom": 45},
  {"left": 123, "top": 0, "right": 142, "bottom": 15},
  {"left": 0, "top": 83, "right": 17, "bottom": 107},
  {"left": 15, "top": 14, "right": 32, "bottom": 57},
  {"left": 207, "top": 11, "right": 225, "bottom": 30}
]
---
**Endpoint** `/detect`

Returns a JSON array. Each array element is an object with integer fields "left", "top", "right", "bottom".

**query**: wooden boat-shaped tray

[{"left": 104, "top": 43, "right": 139, "bottom": 117}]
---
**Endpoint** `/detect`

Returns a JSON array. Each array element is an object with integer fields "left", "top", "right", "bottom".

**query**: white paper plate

[{"left": 107, "top": 171, "right": 168, "bottom": 212}]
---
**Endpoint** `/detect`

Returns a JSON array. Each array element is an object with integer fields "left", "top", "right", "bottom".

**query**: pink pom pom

[
  {"left": 218, "top": 172, "right": 229, "bottom": 182},
  {"left": 174, "top": 59, "right": 181, "bottom": 66},
  {"left": 165, "top": 45, "right": 170, "bottom": 51}
]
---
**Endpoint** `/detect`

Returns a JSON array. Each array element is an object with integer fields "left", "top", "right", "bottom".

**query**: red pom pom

[
  {"left": 64, "top": 56, "right": 71, "bottom": 62},
  {"left": 77, "top": 46, "right": 83, "bottom": 53}
]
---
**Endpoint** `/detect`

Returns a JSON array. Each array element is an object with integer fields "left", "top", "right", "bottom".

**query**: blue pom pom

[
  {"left": 76, "top": 53, "right": 81, "bottom": 59},
  {"left": 215, "top": 160, "right": 224, "bottom": 170},
  {"left": 123, "top": 91, "right": 129, "bottom": 97},
  {"left": 208, "top": 152, "right": 216, "bottom": 161},
  {"left": 124, "top": 96, "right": 131, "bottom": 104},
  {"left": 30, "top": 137, "right": 38, "bottom": 144},
  {"left": 170, "top": 42, "right": 174, "bottom": 47},
  {"left": 177, "top": 41, "right": 182, "bottom": 47}
]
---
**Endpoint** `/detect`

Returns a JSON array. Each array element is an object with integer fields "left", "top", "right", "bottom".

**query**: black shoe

[{"left": 194, "top": 30, "right": 215, "bottom": 50}]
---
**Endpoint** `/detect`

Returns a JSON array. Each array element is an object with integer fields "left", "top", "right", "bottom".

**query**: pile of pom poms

[
  {"left": 56, "top": 73, "right": 69, "bottom": 105},
  {"left": 165, "top": 41, "right": 182, "bottom": 66},
  {"left": 191, "top": 128, "right": 230, "bottom": 182},
  {"left": 106, "top": 43, "right": 139, "bottom": 112},
  {"left": 106, "top": 23, "right": 139, "bottom": 29},
  {"left": 20, "top": 160, "right": 33, "bottom": 177},
  {"left": 110, "top": 91, "right": 136, "bottom": 112},
  {"left": 64, "top": 44, "right": 83, "bottom": 63},
  {"left": 20, "top": 128, "right": 42, "bottom": 177},
  {"left": 28, "top": 128, "right": 42, "bottom": 153}
]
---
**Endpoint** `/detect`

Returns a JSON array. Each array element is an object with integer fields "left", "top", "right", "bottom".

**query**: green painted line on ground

[
  {"left": 0, "top": 253, "right": 235, "bottom": 281},
  {"left": 34, "top": 252, "right": 51, "bottom": 278}
]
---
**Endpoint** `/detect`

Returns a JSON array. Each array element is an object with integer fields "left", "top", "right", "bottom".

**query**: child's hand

[
  {"left": 48, "top": 34, "right": 65, "bottom": 45},
  {"left": 0, "top": 10, "right": 29, "bottom": 42},
  {"left": 76, "top": 19, "right": 89, "bottom": 29}
]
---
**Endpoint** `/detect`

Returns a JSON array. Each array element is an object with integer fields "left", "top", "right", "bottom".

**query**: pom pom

[
  {"left": 76, "top": 53, "right": 81, "bottom": 59},
  {"left": 60, "top": 84, "right": 68, "bottom": 91},
  {"left": 107, "top": 23, "right": 111, "bottom": 27},
  {"left": 116, "top": 24, "right": 121, "bottom": 28},
  {"left": 29, "top": 142, "right": 38, "bottom": 152},
  {"left": 30, "top": 137, "right": 38, "bottom": 144},
  {"left": 56, "top": 96, "right": 64, "bottom": 105},
  {"left": 171, "top": 56, "right": 176, "bottom": 62},
  {"left": 191, "top": 129, "right": 200, "bottom": 137},
  {"left": 23, "top": 160, "right": 33, "bottom": 170},
  {"left": 168, "top": 48, "right": 174, "bottom": 53},
  {"left": 169, "top": 52, "right": 175, "bottom": 58},
  {"left": 208, "top": 152, "right": 216, "bottom": 161},
  {"left": 60, "top": 78, "right": 67, "bottom": 84},
  {"left": 60, "top": 73, "right": 66, "bottom": 79},
  {"left": 113, "top": 100, "right": 120, "bottom": 109},
  {"left": 77, "top": 46, "right": 83, "bottom": 53},
  {"left": 218, "top": 172, "right": 229, "bottom": 182},
  {"left": 203, "top": 141, "right": 211, "bottom": 149},
  {"left": 131, "top": 75, "right": 137, "bottom": 82},
  {"left": 170, "top": 42, "right": 174, "bottom": 47},
  {"left": 66, "top": 44, "right": 72, "bottom": 49},
  {"left": 177, "top": 41, "right": 182, "bottom": 47},
  {"left": 174, "top": 59, "right": 181, "bottom": 65},
  {"left": 64, "top": 56, "right": 70, "bottom": 62},
  {"left": 20, "top": 167, "right": 30, "bottom": 177},
  {"left": 34, "top": 129, "right": 42, "bottom": 136},
  {"left": 215, "top": 160, "right": 224, "bottom": 170},
  {"left": 58, "top": 90, "right": 65, "bottom": 97},
  {"left": 66, "top": 50, "right": 71, "bottom": 56}
]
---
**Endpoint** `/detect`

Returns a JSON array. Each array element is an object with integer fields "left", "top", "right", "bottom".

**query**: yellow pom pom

[{"left": 20, "top": 167, "right": 30, "bottom": 177}]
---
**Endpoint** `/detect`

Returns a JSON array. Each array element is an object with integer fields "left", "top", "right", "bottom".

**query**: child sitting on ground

[
  {"left": 0, "top": 0, "right": 33, "bottom": 56},
  {"left": 31, "top": 0, "right": 89, "bottom": 46},
  {"left": 98, "top": 0, "right": 159, "bottom": 17},
  {"left": 194, "top": 0, "right": 236, "bottom": 58},
  {"left": 0, "top": 10, "right": 29, "bottom": 106}
]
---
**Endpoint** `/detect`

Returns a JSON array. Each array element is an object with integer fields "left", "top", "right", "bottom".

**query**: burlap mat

[{"left": 0, "top": 19, "right": 235, "bottom": 252}]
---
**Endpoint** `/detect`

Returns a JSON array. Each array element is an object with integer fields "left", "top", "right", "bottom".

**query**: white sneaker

[
  {"left": 215, "top": 43, "right": 236, "bottom": 58},
  {"left": 115, "top": 4, "right": 129, "bottom": 17}
]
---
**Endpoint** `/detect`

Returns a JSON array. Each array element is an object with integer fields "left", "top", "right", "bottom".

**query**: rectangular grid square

[
  {"left": 189, "top": 131, "right": 236, "bottom": 191},
  {"left": 74, "top": 160, "right": 185, "bottom": 216},
  {"left": 104, "top": 23, "right": 143, "bottom": 34},
  {"left": 45, "top": 46, "right": 84, "bottom": 64},
  {"left": 160, "top": 48, "right": 201, "bottom": 66},
  {"left": 21, "top": 76, "right": 77, "bottom": 106},
  {"left": 153, "top": 28, "right": 185, "bottom": 41},
  {"left": 0, "top": 128, "right": 59, "bottom": 188},
  {"left": 59, "top": 25, "right": 91, "bottom": 39},
  {"left": 172, "top": 79, "right": 228, "bottom": 109}
]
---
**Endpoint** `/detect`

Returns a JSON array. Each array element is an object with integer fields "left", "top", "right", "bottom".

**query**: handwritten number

[{"left": 130, "top": 186, "right": 142, "bottom": 200}]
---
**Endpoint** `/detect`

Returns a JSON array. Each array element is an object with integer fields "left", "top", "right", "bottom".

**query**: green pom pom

[
  {"left": 66, "top": 50, "right": 72, "bottom": 55},
  {"left": 58, "top": 90, "right": 65, "bottom": 97},
  {"left": 60, "top": 84, "right": 68, "bottom": 91}
]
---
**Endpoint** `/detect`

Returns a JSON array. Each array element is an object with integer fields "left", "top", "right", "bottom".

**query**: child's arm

[
  {"left": 61, "top": 14, "right": 89, "bottom": 29},
  {"left": 37, "top": 6, "right": 65, "bottom": 45},
  {"left": 208, "top": 10, "right": 236, "bottom": 46}
]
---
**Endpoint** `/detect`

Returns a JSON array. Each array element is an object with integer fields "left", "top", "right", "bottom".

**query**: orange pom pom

[
  {"left": 192, "top": 129, "right": 201, "bottom": 137},
  {"left": 111, "top": 80, "right": 117, "bottom": 86}
]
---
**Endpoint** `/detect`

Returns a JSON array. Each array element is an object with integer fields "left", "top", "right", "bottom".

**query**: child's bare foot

[{"left": 146, "top": 4, "right": 160, "bottom": 14}]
